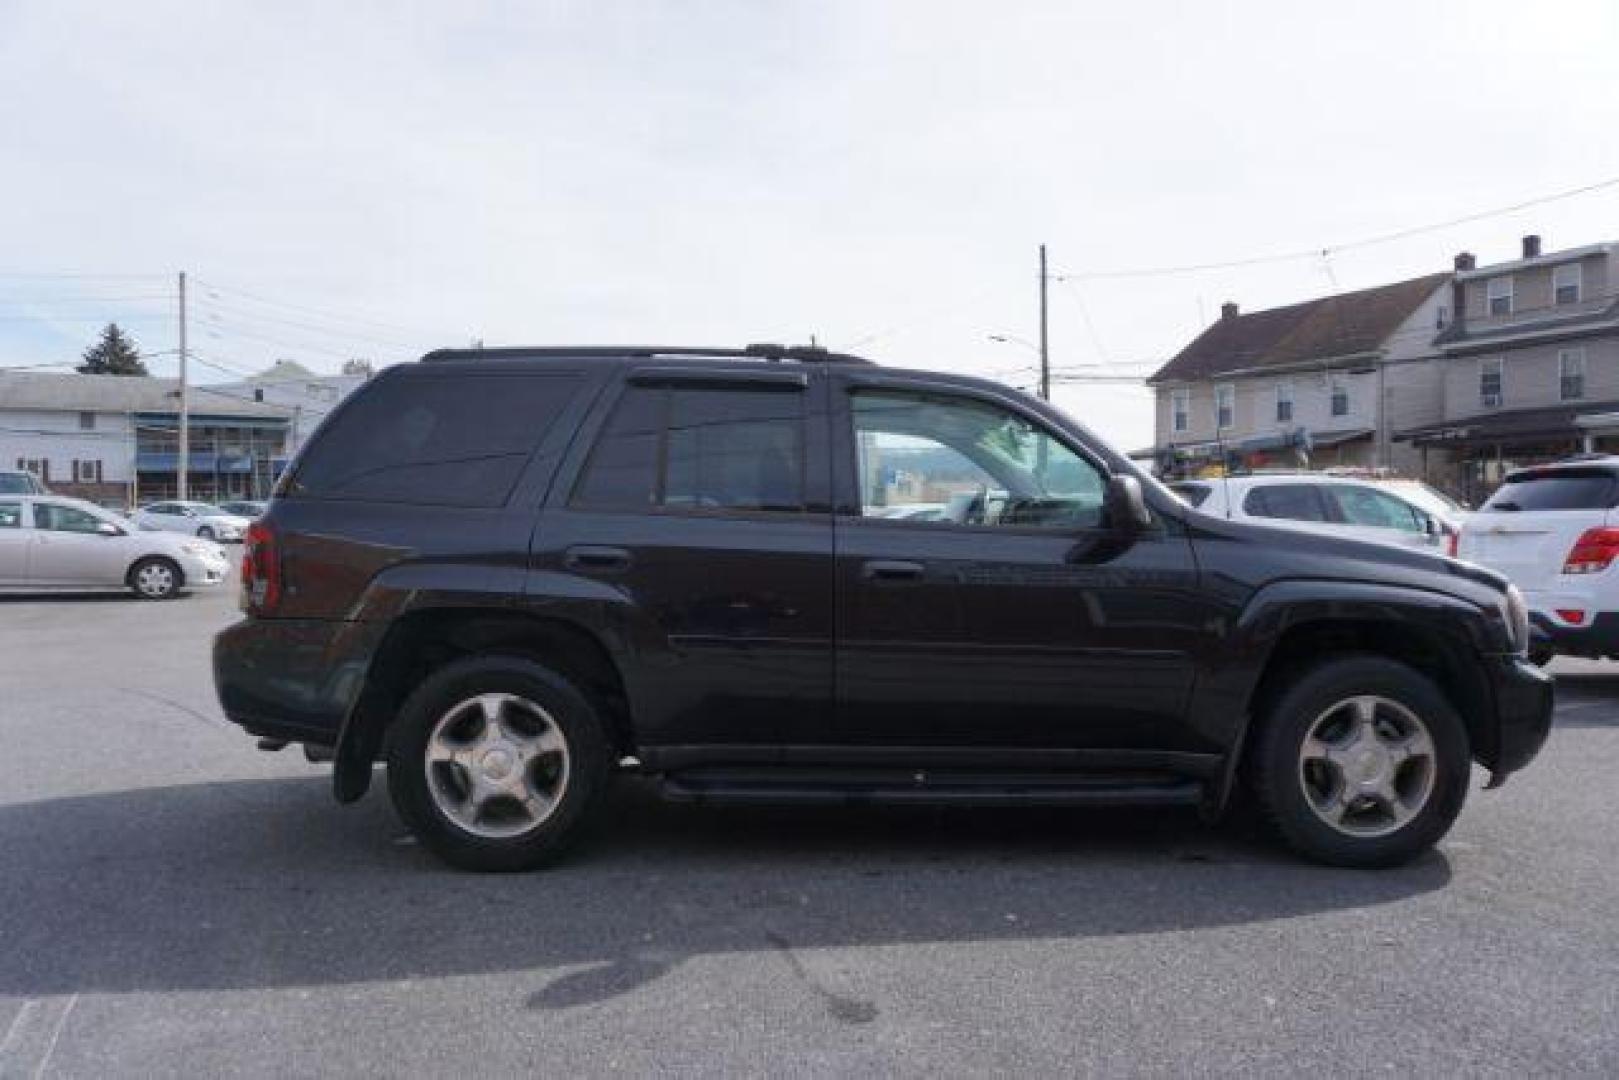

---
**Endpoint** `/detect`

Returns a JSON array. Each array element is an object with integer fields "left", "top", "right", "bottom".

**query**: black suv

[{"left": 214, "top": 345, "right": 1553, "bottom": 871}]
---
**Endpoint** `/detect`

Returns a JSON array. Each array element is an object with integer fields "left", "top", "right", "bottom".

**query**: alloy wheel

[
  {"left": 424, "top": 693, "right": 571, "bottom": 839},
  {"left": 1297, "top": 695, "right": 1437, "bottom": 838}
]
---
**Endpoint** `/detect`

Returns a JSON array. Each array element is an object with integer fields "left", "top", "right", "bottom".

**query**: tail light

[
  {"left": 241, "top": 520, "right": 281, "bottom": 613},
  {"left": 1562, "top": 527, "right": 1619, "bottom": 575},
  {"left": 1444, "top": 525, "right": 1459, "bottom": 558}
]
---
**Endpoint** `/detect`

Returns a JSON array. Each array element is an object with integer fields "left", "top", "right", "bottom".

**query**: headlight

[
  {"left": 1503, "top": 584, "right": 1529, "bottom": 655},
  {"left": 181, "top": 541, "right": 214, "bottom": 556}
]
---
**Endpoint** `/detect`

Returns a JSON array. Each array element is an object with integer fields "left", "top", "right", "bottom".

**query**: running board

[{"left": 660, "top": 768, "right": 1204, "bottom": 808}]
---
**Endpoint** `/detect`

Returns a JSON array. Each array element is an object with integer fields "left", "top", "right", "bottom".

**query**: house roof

[
  {"left": 1150, "top": 272, "right": 1449, "bottom": 384},
  {"left": 251, "top": 359, "right": 317, "bottom": 381},
  {"left": 0, "top": 371, "right": 293, "bottom": 419}
]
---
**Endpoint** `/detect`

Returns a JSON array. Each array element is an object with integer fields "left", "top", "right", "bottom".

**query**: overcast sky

[{"left": 3, "top": 0, "right": 1617, "bottom": 450}]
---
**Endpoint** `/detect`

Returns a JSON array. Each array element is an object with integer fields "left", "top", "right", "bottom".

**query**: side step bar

[{"left": 661, "top": 770, "right": 1204, "bottom": 809}]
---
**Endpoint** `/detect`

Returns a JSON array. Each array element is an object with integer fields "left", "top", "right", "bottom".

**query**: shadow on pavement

[
  {"left": 1550, "top": 664, "right": 1619, "bottom": 726},
  {"left": 0, "top": 775, "right": 1451, "bottom": 1011}
]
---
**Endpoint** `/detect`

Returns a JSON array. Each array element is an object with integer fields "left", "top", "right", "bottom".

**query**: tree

[{"left": 78, "top": 323, "right": 149, "bottom": 376}]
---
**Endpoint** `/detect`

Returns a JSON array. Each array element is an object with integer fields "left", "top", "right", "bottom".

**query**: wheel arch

[
  {"left": 1203, "top": 580, "right": 1499, "bottom": 813},
  {"left": 333, "top": 607, "right": 633, "bottom": 804}
]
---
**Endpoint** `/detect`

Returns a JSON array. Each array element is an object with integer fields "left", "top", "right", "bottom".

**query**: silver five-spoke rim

[
  {"left": 1299, "top": 695, "right": 1436, "bottom": 838},
  {"left": 425, "top": 693, "right": 570, "bottom": 839},
  {"left": 136, "top": 563, "right": 174, "bottom": 597}
]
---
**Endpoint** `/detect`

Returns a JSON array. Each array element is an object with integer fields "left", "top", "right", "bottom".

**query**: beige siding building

[
  {"left": 1147, "top": 274, "right": 1449, "bottom": 479},
  {"left": 1399, "top": 237, "right": 1619, "bottom": 503}
]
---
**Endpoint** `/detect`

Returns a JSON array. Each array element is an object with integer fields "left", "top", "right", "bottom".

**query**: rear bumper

[
  {"left": 212, "top": 616, "right": 386, "bottom": 747},
  {"left": 1483, "top": 654, "right": 1554, "bottom": 776},
  {"left": 1529, "top": 610, "right": 1619, "bottom": 659}
]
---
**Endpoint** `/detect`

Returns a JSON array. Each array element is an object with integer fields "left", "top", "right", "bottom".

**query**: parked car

[
  {"left": 216, "top": 500, "right": 268, "bottom": 518},
  {"left": 0, "top": 495, "right": 232, "bottom": 599},
  {"left": 214, "top": 344, "right": 1550, "bottom": 872},
  {"left": 1457, "top": 456, "right": 1619, "bottom": 664},
  {"left": 133, "top": 501, "right": 253, "bottom": 542},
  {"left": 1170, "top": 473, "right": 1456, "bottom": 552},
  {"left": 0, "top": 470, "right": 47, "bottom": 495}
]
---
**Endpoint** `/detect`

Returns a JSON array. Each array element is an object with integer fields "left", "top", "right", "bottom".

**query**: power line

[
  {"left": 192, "top": 277, "right": 453, "bottom": 340},
  {"left": 1053, "top": 175, "right": 1619, "bottom": 282}
]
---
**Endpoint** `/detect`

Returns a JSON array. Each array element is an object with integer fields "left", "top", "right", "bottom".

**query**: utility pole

[
  {"left": 177, "top": 271, "right": 189, "bottom": 501},
  {"left": 1038, "top": 244, "right": 1050, "bottom": 401}
]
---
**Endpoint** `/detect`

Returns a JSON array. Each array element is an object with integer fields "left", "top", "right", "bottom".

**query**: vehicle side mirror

[
  {"left": 1423, "top": 516, "right": 1441, "bottom": 537},
  {"left": 96, "top": 522, "right": 123, "bottom": 537},
  {"left": 1105, "top": 474, "right": 1153, "bottom": 533}
]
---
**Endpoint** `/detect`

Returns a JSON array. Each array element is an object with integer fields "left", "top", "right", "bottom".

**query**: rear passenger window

[
  {"left": 0, "top": 502, "right": 19, "bottom": 528},
  {"left": 289, "top": 373, "right": 582, "bottom": 507},
  {"left": 1244, "top": 484, "right": 1329, "bottom": 522},
  {"left": 572, "top": 384, "right": 805, "bottom": 513}
]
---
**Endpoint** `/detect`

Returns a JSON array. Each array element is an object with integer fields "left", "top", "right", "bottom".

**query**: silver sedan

[{"left": 0, "top": 496, "right": 233, "bottom": 599}]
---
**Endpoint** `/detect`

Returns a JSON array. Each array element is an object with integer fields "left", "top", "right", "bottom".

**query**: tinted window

[
  {"left": 1244, "top": 484, "right": 1329, "bottom": 522},
  {"left": 1484, "top": 469, "right": 1619, "bottom": 512},
  {"left": 851, "top": 390, "right": 1107, "bottom": 529},
  {"left": 0, "top": 474, "right": 36, "bottom": 495},
  {"left": 291, "top": 372, "right": 582, "bottom": 507},
  {"left": 0, "top": 502, "right": 19, "bottom": 527},
  {"left": 36, "top": 503, "right": 105, "bottom": 533},
  {"left": 1170, "top": 482, "right": 1211, "bottom": 508},
  {"left": 1326, "top": 486, "right": 1424, "bottom": 532},
  {"left": 572, "top": 384, "right": 805, "bottom": 513}
]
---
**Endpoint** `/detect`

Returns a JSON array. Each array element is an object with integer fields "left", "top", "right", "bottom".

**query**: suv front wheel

[
  {"left": 386, "top": 656, "right": 612, "bottom": 872},
  {"left": 1251, "top": 655, "right": 1470, "bottom": 868}
]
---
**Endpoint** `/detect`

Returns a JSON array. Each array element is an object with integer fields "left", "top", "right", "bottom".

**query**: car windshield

[{"left": 1482, "top": 468, "right": 1619, "bottom": 512}]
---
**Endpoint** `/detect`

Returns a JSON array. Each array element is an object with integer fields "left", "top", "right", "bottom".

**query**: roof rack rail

[{"left": 420, "top": 343, "right": 876, "bottom": 366}]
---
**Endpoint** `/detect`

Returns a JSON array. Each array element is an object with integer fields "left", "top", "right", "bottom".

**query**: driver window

[
  {"left": 37, "top": 503, "right": 105, "bottom": 534},
  {"left": 851, "top": 390, "right": 1106, "bottom": 529}
]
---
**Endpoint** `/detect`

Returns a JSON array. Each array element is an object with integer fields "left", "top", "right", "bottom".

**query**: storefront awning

[{"left": 1400, "top": 401, "right": 1619, "bottom": 448}]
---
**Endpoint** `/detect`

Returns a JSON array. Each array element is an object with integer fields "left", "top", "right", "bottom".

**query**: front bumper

[
  {"left": 1483, "top": 654, "right": 1554, "bottom": 777},
  {"left": 212, "top": 616, "right": 387, "bottom": 746},
  {"left": 177, "top": 550, "right": 232, "bottom": 588},
  {"left": 1529, "top": 610, "right": 1619, "bottom": 659}
]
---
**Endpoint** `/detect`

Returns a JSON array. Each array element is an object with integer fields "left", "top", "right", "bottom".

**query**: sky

[{"left": 2, "top": 0, "right": 1618, "bottom": 451}]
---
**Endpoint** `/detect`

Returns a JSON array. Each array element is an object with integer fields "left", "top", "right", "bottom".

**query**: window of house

[
  {"left": 1275, "top": 382, "right": 1293, "bottom": 424},
  {"left": 1436, "top": 305, "right": 1450, "bottom": 330},
  {"left": 78, "top": 411, "right": 95, "bottom": 431},
  {"left": 1481, "top": 357, "right": 1504, "bottom": 408},
  {"left": 1330, "top": 378, "right": 1349, "bottom": 417},
  {"left": 1554, "top": 263, "right": 1582, "bottom": 306},
  {"left": 1170, "top": 389, "right": 1189, "bottom": 433},
  {"left": 253, "top": 388, "right": 265, "bottom": 402},
  {"left": 1215, "top": 385, "right": 1234, "bottom": 430},
  {"left": 849, "top": 390, "right": 1107, "bottom": 530},
  {"left": 1487, "top": 276, "right": 1513, "bottom": 317},
  {"left": 1560, "top": 349, "right": 1586, "bottom": 401},
  {"left": 572, "top": 384, "right": 806, "bottom": 513}
]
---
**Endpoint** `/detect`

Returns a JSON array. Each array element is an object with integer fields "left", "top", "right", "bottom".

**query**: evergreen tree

[{"left": 77, "top": 323, "right": 149, "bottom": 376}]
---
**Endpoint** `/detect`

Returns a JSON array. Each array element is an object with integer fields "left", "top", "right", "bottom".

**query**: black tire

[
  {"left": 386, "top": 655, "right": 612, "bottom": 872},
  {"left": 1250, "top": 655, "right": 1470, "bottom": 868},
  {"left": 127, "top": 556, "right": 182, "bottom": 601},
  {"left": 197, "top": 526, "right": 215, "bottom": 541}
]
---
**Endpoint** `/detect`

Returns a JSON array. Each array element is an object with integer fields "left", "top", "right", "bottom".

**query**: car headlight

[
  {"left": 182, "top": 541, "right": 218, "bottom": 557},
  {"left": 1503, "top": 584, "right": 1530, "bottom": 655}
]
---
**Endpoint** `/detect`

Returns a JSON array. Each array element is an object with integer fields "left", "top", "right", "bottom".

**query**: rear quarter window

[
  {"left": 289, "top": 371, "right": 582, "bottom": 507},
  {"left": 1483, "top": 469, "right": 1619, "bottom": 512}
]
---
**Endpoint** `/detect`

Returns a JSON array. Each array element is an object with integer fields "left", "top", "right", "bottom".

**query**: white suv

[
  {"left": 1457, "top": 457, "right": 1619, "bottom": 664},
  {"left": 1170, "top": 474, "right": 1453, "bottom": 552}
]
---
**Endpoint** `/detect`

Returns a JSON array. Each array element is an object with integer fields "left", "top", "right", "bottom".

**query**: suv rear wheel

[
  {"left": 1251, "top": 655, "right": 1469, "bottom": 868},
  {"left": 386, "top": 656, "right": 611, "bottom": 872}
]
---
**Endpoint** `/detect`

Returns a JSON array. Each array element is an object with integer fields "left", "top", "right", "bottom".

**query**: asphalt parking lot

[{"left": 2, "top": 586, "right": 1618, "bottom": 1077}]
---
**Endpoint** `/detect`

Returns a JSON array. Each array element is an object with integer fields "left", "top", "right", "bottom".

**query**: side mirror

[
  {"left": 1106, "top": 474, "right": 1153, "bottom": 533},
  {"left": 96, "top": 522, "right": 123, "bottom": 537},
  {"left": 1423, "top": 516, "right": 1441, "bottom": 537}
]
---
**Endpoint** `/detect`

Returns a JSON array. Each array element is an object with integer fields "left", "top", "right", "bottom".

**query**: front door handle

[
  {"left": 861, "top": 559, "right": 925, "bottom": 583},
  {"left": 564, "top": 545, "right": 633, "bottom": 572}
]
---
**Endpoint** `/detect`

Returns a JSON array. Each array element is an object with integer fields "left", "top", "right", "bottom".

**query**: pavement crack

[
  {"left": 766, "top": 931, "right": 878, "bottom": 1025},
  {"left": 117, "top": 687, "right": 230, "bottom": 729}
]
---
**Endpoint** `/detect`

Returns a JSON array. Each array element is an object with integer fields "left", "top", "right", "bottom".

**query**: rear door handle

[
  {"left": 564, "top": 545, "right": 633, "bottom": 572},
  {"left": 861, "top": 559, "right": 925, "bottom": 583}
]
